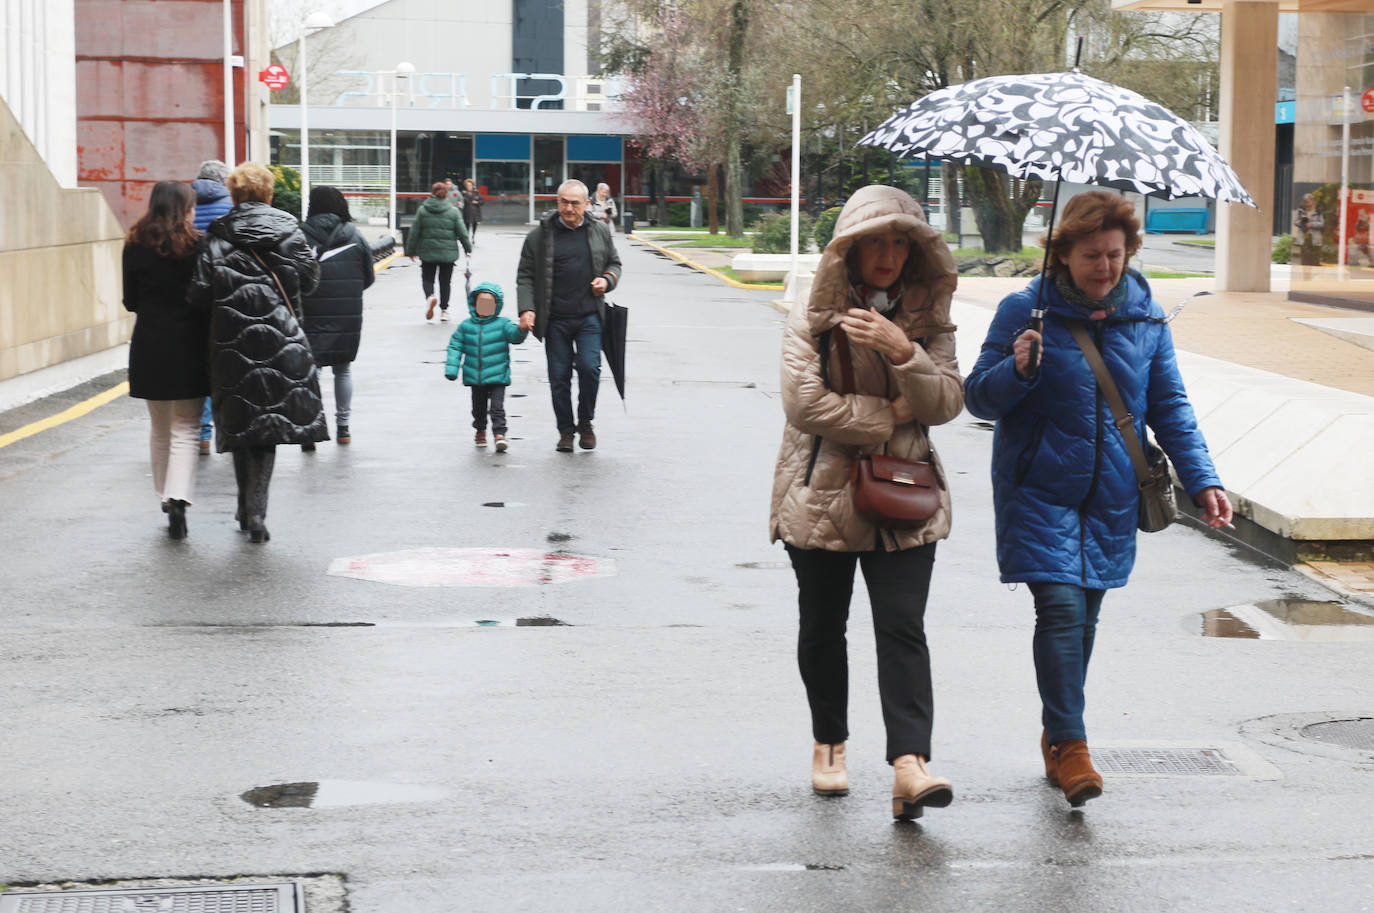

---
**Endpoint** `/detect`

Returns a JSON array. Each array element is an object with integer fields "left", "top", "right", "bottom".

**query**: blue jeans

[
  {"left": 545, "top": 313, "right": 601, "bottom": 434},
  {"left": 1029, "top": 582, "right": 1106, "bottom": 744},
  {"left": 327, "top": 362, "right": 352, "bottom": 427},
  {"left": 200, "top": 397, "right": 213, "bottom": 442}
]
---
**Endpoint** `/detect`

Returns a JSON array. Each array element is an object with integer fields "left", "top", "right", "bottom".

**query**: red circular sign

[
  {"left": 1363, "top": 88, "right": 1374, "bottom": 114},
  {"left": 258, "top": 64, "right": 290, "bottom": 91}
]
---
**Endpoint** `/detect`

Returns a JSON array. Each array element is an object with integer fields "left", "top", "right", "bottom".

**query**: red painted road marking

[{"left": 327, "top": 547, "right": 615, "bottom": 588}]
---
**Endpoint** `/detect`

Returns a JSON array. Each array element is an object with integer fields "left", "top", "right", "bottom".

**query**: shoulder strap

[
  {"left": 1067, "top": 321, "right": 1152, "bottom": 486},
  {"left": 249, "top": 248, "right": 299, "bottom": 323},
  {"left": 831, "top": 324, "right": 857, "bottom": 395}
]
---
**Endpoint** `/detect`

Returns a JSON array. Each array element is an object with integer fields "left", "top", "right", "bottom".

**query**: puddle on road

[
  {"left": 1202, "top": 598, "right": 1374, "bottom": 641},
  {"left": 241, "top": 780, "right": 444, "bottom": 808},
  {"left": 482, "top": 501, "right": 527, "bottom": 508},
  {"left": 474, "top": 616, "right": 571, "bottom": 627},
  {"left": 736, "top": 561, "right": 790, "bottom": 570},
  {"left": 739, "top": 863, "right": 847, "bottom": 872}
]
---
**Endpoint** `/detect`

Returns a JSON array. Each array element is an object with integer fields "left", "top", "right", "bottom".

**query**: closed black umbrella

[{"left": 601, "top": 301, "right": 628, "bottom": 404}]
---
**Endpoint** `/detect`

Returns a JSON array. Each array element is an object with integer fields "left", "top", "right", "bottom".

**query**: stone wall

[{"left": 0, "top": 97, "right": 127, "bottom": 386}]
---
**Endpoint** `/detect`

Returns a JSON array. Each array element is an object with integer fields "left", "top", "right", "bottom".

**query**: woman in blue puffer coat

[
  {"left": 965, "top": 191, "right": 1231, "bottom": 808},
  {"left": 445, "top": 281, "right": 528, "bottom": 451}
]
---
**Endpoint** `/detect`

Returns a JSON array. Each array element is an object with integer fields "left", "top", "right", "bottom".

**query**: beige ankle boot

[
  {"left": 812, "top": 741, "right": 849, "bottom": 796},
  {"left": 891, "top": 754, "right": 953, "bottom": 820}
]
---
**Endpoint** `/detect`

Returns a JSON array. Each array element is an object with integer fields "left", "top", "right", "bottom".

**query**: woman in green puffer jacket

[
  {"left": 445, "top": 281, "right": 528, "bottom": 451},
  {"left": 406, "top": 181, "right": 472, "bottom": 322}
]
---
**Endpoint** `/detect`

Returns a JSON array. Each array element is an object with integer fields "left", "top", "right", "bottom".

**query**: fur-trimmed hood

[{"left": 807, "top": 184, "right": 957, "bottom": 339}]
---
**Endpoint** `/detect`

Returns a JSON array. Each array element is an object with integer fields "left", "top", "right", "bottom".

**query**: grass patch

[
  {"left": 716, "top": 266, "right": 783, "bottom": 289},
  {"left": 1174, "top": 238, "right": 1216, "bottom": 248},
  {"left": 1143, "top": 269, "right": 1210, "bottom": 278},
  {"left": 655, "top": 235, "right": 754, "bottom": 249}
]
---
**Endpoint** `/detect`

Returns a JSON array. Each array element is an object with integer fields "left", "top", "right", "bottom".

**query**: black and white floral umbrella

[
  {"left": 858, "top": 68, "right": 1254, "bottom": 377},
  {"left": 858, "top": 70, "right": 1255, "bottom": 206}
]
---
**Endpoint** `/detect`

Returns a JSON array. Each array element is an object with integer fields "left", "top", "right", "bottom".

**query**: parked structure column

[{"left": 1216, "top": 1, "right": 1278, "bottom": 292}]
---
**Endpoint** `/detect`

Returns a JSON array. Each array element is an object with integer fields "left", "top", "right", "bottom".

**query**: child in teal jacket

[{"left": 445, "top": 281, "right": 528, "bottom": 450}]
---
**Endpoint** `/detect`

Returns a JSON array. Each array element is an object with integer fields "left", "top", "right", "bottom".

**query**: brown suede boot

[
  {"left": 891, "top": 754, "right": 953, "bottom": 820},
  {"left": 1041, "top": 730, "right": 1059, "bottom": 786},
  {"left": 811, "top": 742, "right": 848, "bottom": 796},
  {"left": 1052, "top": 740, "right": 1103, "bottom": 807}
]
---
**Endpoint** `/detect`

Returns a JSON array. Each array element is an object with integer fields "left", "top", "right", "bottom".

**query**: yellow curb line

[
  {"left": 374, "top": 252, "right": 400, "bottom": 272},
  {"left": 0, "top": 381, "right": 130, "bottom": 450},
  {"left": 629, "top": 234, "right": 783, "bottom": 291}
]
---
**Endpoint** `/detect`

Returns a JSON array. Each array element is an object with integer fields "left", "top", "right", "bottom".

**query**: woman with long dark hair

[
  {"left": 122, "top": 180, "right": 208, "bottom": 539},
  {"left": 300, "top": 186, "right": 375, "bottom": 447},
  {"left": 189, "top": 162, "right": 326, "bottom": 543}
]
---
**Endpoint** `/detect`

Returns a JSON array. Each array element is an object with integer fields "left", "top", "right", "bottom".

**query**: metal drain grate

[
  {"left": 0, "top": 883, "right": 300, "bottom": 913},
  {"left": 1300, "top": 718, "right": 1374, "bottom": 751},
  {"left": 1093, "top": 747, "right": 1242, "bottom": 776}
]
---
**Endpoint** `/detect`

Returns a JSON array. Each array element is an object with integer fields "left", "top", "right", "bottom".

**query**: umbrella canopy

[
  {"left": 601, "top": 301, "right": 628, "bottom": 404},
  {"left": 858, "top": 71, "right": 1255, "bottom": 207}
]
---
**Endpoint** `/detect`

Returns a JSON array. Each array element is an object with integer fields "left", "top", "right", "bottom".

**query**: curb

[
  {"left": 629, "top": 234, "right": 782, "bottom": 292},
  {"left": 374, "top": 253, "right": 400, "bottom": 272}
]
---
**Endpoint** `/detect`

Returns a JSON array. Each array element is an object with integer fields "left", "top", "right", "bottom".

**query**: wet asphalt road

[{"left": 2, "top": 227, "right": 1373, "bottom": 912}]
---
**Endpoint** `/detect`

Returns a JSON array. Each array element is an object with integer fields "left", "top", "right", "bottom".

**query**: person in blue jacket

[
  {"left": 190, "top": 160, "right": 234, "bottom": 453},
  {"left": 964, "top": 190, "right": 1232, "bottom": 808},
  {"left": 445, "top": 281, "right": 527, "bottom": 451}
]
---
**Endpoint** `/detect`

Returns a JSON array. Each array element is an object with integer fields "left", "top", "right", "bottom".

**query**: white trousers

[{"left": 146, "top": 398, "right": 203, "bottom": 504}]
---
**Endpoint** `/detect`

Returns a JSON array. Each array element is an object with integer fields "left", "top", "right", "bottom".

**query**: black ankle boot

[{"left": 166, "top": 500, "right": 188, "bottom": 539}]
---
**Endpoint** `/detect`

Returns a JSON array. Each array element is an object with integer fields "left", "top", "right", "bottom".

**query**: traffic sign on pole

[{"left": 258, "top": 64, "right": 290, "bottom": 91}]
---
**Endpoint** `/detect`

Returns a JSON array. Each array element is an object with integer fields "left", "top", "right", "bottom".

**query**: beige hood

[{"left": 807, "top": 184, "right": 957, "bottom": 339}]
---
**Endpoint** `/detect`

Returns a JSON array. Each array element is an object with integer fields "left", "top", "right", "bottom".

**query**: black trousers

[
  {"left": 470, "top": 384, "right": 507, "bottom": 433},
  {"left": 786, "top": 542, "right": 937, "bottom": 762},
  {"left": 420, "top": 261, "right": 455, "bottom": 310}
]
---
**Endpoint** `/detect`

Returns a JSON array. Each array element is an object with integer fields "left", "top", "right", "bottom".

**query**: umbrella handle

[{"left": 1025, "top": 325, "right": 1041, "bottom": 382}]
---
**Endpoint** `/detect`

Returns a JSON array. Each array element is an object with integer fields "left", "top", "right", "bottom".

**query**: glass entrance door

[{"left": 476, "top": 162, "right": 532, "bottom": 224}]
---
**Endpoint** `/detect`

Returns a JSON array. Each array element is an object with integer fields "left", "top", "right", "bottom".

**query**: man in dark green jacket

[{"left": 517, "top": 179, "right": 622, "bottom": 452}]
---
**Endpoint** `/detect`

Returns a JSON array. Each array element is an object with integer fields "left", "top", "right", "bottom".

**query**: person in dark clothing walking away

[
  {"left": 517, "top": 179, "right": 622, "bottom": 452},
  {"left": 188, "top": 162, "right": 326, "bottom": 544},
  {"left": 407, "top": 181, "right": 472, "bottom": 323},
  {"left": 300, "top": 186, "right": 375, "bottom": 448},
  {"left": 122, "top": 181, "right": 209, "bottom": 539},
  {"left": 445, "top": 281, "right": 527, "bottom": 451},
  {"left": 190, "top": 159, "right": 233, "bottom": 453},
  {"left": 461, "top": 178, "right": 483, "bottom": 245}
]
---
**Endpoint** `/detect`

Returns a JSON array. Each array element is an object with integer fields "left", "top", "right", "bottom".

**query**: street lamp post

[
  {"left": 389, "top": 62, "right": 415, "bottom": 235},
  {"left": 298, "top": 11, "right": 335, "bottom": 206}
]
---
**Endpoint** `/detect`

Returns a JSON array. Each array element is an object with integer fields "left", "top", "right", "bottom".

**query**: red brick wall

[{"left": 75, "top": 0, "right": 246, "bottom": 226}]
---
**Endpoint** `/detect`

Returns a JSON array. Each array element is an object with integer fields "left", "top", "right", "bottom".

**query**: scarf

[
  {"left": 847, "top": 281, "right": 903, "bottom": 315},
  {"left": 1053, "top": 270, "right": 1128, "bottom": 318}
]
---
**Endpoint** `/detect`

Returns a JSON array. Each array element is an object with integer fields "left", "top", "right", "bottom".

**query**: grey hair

[
  {"left": 196, "top": 160, "right": 231, "bottom": 183},
  {"left": 557, "top": 179, "right": 589, "bottom": 201}
]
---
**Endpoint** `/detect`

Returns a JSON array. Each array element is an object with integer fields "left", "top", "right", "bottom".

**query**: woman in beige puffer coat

[{"left": 769, "top": 184, "right": 962, "bottom": 820}]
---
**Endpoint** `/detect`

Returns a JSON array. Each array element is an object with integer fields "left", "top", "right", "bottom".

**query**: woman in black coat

[
  {"left": 122, "top": 180, "right": 208, "bottom": 539},
  {"left": 300, "top": 186, "right": 374, "bottom": 447},
  {"left": 188, "top": 162, "right": 325, "bottom": 543}
]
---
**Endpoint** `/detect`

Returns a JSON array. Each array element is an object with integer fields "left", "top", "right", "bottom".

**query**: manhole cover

[
  {"left": 0, "top": 883, "right": 300, "bottom": 913},
  {"left": 1299, "top": 718, "right": 1374, "bottom": 751},
  {"left": 1093, "top": 747, "right": 1242, "bottom": 776}
]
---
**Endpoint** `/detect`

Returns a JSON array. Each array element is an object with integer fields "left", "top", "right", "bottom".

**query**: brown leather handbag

[{"left": 826, "top": 326, "right": 941, "bottom": 529}]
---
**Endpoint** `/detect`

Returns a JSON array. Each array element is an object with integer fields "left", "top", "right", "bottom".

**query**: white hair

[{"left": 558, "top": 179, "right": 589, "bottom": 201}]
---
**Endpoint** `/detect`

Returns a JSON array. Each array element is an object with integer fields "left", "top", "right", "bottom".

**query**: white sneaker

[
  {"left": 425, "top": 295, "right": 437, "bottom": 320},
  {"left": 440, "top": 309, "right": 449, "bottom": 322}
]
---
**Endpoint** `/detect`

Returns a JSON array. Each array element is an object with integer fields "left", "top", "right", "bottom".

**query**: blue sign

[
  {"left": 567, "top": 135, "right": 622, "bottom": 162},
  {"left": 475, "top": 134, "right": 532, "bottom": 161},
  {"left": 1276, "top": 100, "right": 1295, "bottom": 125}
]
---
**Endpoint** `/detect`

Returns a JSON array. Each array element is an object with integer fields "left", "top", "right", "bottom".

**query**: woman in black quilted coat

[
  {"left": 188, "top": 162, "right": 325, "bottom": 543},
  {"left": 301, "top": 186, "right": 374, "bottom": 447}
]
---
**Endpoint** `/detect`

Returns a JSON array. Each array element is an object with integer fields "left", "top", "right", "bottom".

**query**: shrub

[
  {"left": 664, "top": 201, "right": 692, "bottom": 226},
  {"left": 1271, "top": 234, "right": 1293, "bottom": 264},
  {"left": 751, "top": 211, "right": 813, "bottom": 254},
  {"left": 269, "top": 164, "right": 302, "bottom": 221},
  {"left": 814, "top": 206, "right": 843, "bottom": 252}
]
